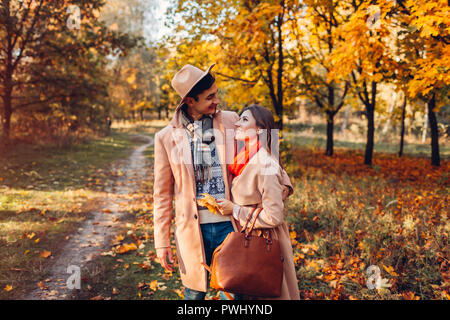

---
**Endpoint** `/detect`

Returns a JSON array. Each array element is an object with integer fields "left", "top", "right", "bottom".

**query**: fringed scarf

[{"left": 180, "top": 105, "right": 215, "bottom": 184}]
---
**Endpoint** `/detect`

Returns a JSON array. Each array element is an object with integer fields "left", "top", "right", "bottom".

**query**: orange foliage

[{"left": 288, "top": 147, "right": 448, "bottom": 300}]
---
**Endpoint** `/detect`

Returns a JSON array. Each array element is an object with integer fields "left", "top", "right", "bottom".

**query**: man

[{"left": 153, "top": 63, "right": 292, "bottom": 300}]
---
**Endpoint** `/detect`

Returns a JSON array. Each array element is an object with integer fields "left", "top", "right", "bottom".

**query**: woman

[{"left": 217, "top": 104, "right": 300, "bottom": 300}]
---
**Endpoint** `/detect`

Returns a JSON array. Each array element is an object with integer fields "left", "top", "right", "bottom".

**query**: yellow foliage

[{"left": 197, "top": 193, "right": 222, "bottom": 215}]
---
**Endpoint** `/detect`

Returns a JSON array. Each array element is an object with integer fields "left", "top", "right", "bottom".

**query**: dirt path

[{"left": 25, "top": 134, "right": 154, "bottom": 300}]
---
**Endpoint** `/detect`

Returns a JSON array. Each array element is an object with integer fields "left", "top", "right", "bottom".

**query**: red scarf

[{"left": 229, "top": 138, "right": 261, "bottom": 177}]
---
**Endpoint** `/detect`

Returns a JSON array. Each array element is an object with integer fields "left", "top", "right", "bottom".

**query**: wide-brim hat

[{"left": 171, "top": 63, "right": 216, "bottom": 104}]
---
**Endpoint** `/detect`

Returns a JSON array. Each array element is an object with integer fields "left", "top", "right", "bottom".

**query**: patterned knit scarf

[{"left": 180, "top": 105, "right": 215, "bottom": 184}]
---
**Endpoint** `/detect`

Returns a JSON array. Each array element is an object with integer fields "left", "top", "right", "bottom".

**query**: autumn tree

[
  {"left": 0, "top": 0, "right": 137, "bottom": 145},
  {"left": 327, "top": 1, "right": 399, "bottom": 165},
  {"left": 395, "top": 0, "right": 449, "bottom": 166},
  {"left": 100, "top": 0, "right": 161, "bottom": 121},
  {"left": 291, "top": 0, "right": 350, "bottom": 156},
  {"left": 168, "top": 0, "right": 296, "bottom": 130}
]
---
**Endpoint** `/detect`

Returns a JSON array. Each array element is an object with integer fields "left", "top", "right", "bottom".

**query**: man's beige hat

[{"left": 171, "top": 63, "right": 216, "bottom": 100}]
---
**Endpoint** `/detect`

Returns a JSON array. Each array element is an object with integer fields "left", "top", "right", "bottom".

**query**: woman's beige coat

[
  {"left": 231, "top": 147, "right": 300, "bottom": 300},
  {"left": 153, "top": 106, "right": 294, "bottom": 293}
]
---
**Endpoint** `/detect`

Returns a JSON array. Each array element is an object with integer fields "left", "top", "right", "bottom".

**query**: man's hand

[{"left": 156, "top": 247, "right": 174, "bottom": 272}]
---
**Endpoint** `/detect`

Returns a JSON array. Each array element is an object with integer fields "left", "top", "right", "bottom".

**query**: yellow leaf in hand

[{"left": 197, "top": 193, "right": 222, "bottom": 215}]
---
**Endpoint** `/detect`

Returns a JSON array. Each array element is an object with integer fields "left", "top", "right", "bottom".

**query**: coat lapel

[{"left": 171, "top": 106, "right": 196, "bottom": 195}]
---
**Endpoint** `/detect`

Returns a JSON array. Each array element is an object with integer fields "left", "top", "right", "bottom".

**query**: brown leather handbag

[{"left": 202, "top": 207, "right": 283, "bottom": 298}]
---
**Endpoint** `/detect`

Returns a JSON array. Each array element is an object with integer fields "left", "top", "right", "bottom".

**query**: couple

[{"left": 153, "top": 63, "right": 300, "bottom": 300}]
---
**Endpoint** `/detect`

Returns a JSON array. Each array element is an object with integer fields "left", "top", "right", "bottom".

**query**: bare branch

[{"left": 215, "top": 71, "right": 259, "bottom": 84}]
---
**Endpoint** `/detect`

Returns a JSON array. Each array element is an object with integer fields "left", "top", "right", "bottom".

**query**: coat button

[{"left": 194, "top": 214, "right": 198, "bottom": 219}]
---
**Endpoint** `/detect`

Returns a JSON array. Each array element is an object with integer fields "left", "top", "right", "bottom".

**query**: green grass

[
  {"left": 0, "top": 129, "right": 148, "bottom": 299},
  {"left": 0, "top": 131, "right": 141, "bottom": 191}
]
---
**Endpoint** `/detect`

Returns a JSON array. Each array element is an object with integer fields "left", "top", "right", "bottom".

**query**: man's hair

[{"left": 185, "top": 73, "right": 216, "bottom": 101}]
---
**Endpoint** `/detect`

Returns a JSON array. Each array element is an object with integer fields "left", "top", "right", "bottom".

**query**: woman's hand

[{"left": 216, "top": 199, "right": 235, "bottom": 215}]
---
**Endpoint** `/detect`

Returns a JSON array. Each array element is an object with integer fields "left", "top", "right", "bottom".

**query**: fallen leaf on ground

[
  {"left": 26, "top": 232, "right": 36, "bottom": 240},
  {"left": 40, "top": 250, "right": 51, "bottom": 258},
  {"left": 138, "top": 281, "right": 149, "bottom": 290},
  {"left": 149, "top": 280, "right": 158, "bottom": 291},
  {"left": 37, "top": 281, "right": 48, "bottom": 290},
  {"left": 116, "top": 243, "right": 137, "bottom": 254},
  {"left": 47, "top": 290, "right": 58, "bottom": 296},
  {"left": 113, "top": 234, "right": 124, "bottom": 242},
  {"left": 173, "top": 288, "right": 184, "bottom": 299},
  {"left": 10, "top": 268, "right": 23, "bottom": 272}
]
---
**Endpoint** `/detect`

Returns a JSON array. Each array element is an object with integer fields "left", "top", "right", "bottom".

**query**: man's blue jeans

[{"left": 184, "top": 221, "right": 239, "bottom": 300}]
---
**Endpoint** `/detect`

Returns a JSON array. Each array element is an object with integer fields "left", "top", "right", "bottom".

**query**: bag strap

[
  {"left": 240, "top": 207, "right": 257, "bottom": 233},
  {"left": 244, "top": 207, "right": 264, "bottom": 235},
  {"left": 248, "top": 207, "right": 263, "bottom": 233}
]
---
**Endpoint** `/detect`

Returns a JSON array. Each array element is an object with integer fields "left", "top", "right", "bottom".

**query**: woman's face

[{"left": 235, "top": 110, "right": 259, "bottom": 141}]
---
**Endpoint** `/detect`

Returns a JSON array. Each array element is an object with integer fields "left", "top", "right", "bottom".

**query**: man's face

[{"left": 185, "top": 82, "right": 220, "bottom": 118}]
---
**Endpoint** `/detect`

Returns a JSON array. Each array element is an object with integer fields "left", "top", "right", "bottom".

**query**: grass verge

[{"left": 0, "top": 130, "right": 146, "bottom": 299}]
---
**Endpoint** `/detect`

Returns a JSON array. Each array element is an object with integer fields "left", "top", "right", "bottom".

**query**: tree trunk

[
  {"left": 363, "top": 82, "right": 377, "bottom": 166},
  {"left": 276, "top": 108, "right": 284, "bottom": 131},
  {"left": 2, "top": 77, "right": 13, "bottom": 145},
  {"left": 364, "top": 104, "right": 375, "bottom": 165},
  {"left": 398, "top": 95, "right": 407, "bottom": 157},
  {"left": 325, "top": 112, "right": 334, "bottom": 156},
  {"left": 2, "top": 98, "right": 12, "bottom": 144},
  {"left": 2, "top": 15, "right": 14, "bottom": 146},
  {"left": 427, "top": 93, "right": 440, "bottom": 166}
]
